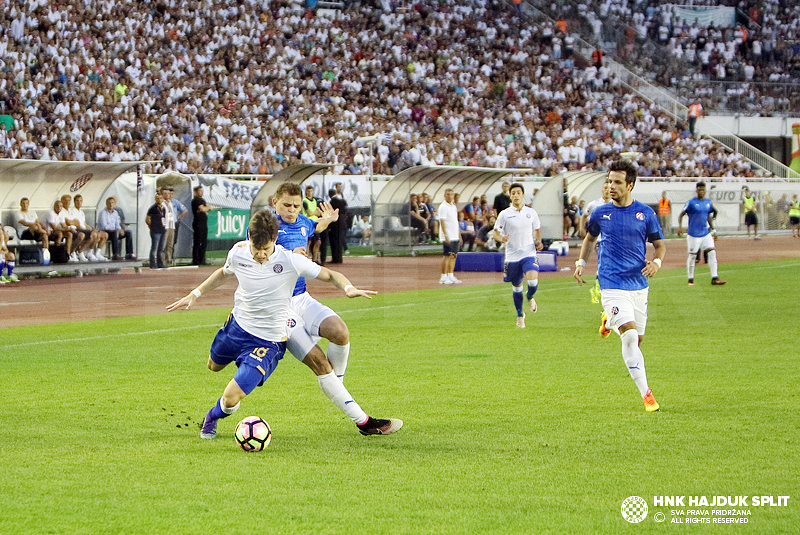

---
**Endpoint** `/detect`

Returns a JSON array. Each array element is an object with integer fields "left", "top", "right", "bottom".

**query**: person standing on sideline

[
  {"left": 334, "top": 182, "right": 349, "bottom": 255},
  {"left": 146, "top": 192, "right": 167, "bottom": 269},
  {"left": 438, "top": 188, "right": 462, "bottom": 284},
  {"left": 493, "top": 182, "right": 512, "bottom": 214},
  {"left": 166, "top": 211, "right": 401, "bottom": 438},
  {"left": 302, "top": 185, "right": 323, "bottom": 263},
  {"left": 677, "top": 182, "right": 726, "bottom": 286},
  {"left": 743, "top": 187, "right": 759, "bottom": 239},
  {"left": 658, "top": 191, "right": 672, "bottom": 236},
  {"left": 493, "top": 183, "right": 543, "bottom": 328},
  {"left": 688, "top": 101, "right": 703, "bottom": 135},
  {"left": 789, "top": 194, "right": 800, "bottom": 237},
  {"left": 191, "top": 186, "right": 211, "bottom": 265},
  {"left": 574, "top": 160, "right": 665, "bottom": 412},
  {"left": 328, "top": 188, "right": 347, "bottom": 263}
]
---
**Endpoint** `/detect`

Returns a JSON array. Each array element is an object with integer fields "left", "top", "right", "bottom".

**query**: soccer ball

[{"left": 234, "top": 416, "right": 272, "bottom": 452}]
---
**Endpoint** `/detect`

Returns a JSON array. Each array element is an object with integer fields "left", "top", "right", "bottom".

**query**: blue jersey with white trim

[
  {"left": 682, "top": 197, "right": 715, "bottom": 238},
  {"left": 276, "top": 213, "right": 317, "bottom": 296},
  {"left": 586, "top": 200, "right": 663, "bottom": 291}
]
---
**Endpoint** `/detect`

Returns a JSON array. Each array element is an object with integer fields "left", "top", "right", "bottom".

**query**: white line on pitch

[{"left": 2, "top": 323, "right": 220, "bottom": 349}]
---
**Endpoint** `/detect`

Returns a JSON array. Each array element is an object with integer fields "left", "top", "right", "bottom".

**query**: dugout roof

[
  {"left": 376, "top": 165, "right": 535, "bottom": 205},
  {"left": 250, "top": 164, "right": 334, "bottom": 214},
  {"left": 0, "top": 159, "right": 159, "bottom": 213}
]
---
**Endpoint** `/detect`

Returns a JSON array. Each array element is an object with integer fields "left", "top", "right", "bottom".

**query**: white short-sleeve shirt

[
  {"left": 45, "top": 209, "right": 68, "bottom": 232},
  {"left": 495, "top": 205, "right": 541, "bottom": 263},
  {"left": 438, "top": 201, "right": 459, "bottom": 242},
  {"left": 223, "top": 242, "right": 322, "bottom": 341},
  {"left": 67, "top": 206, "right": 88, "bottom": 229},
  {"left": 15, "top": 209, "right": 38, "bottom": 236}
]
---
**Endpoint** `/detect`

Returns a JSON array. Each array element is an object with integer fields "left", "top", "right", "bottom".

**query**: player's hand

[
  {"left": 574, "top": 266, "right": 585, "bottom": 284},
  {"left": 677, "top": 228, "right": 683, "bottom": 236},
  {"left": 166, "top": 293, "right": 197, "bottom": 312},
  {"left": 345, "top": 287, "right": 378, "bottom": 299},
  {"left": 293, "top": 246, "right": 308, "bottom": 256},
  {"left": 535, "top": 240, "right": 544, "bottom": 251},
  {"left": 318, "top": 202, "right": 339, "bottom": 222},
  {"left": 642, "top": 261, "right": 660, "bottom": 278},
  {"left": 499, "top": 235, "right": 509, "bottom": 243}
]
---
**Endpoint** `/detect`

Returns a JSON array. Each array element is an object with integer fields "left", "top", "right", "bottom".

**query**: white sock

[
  {"left": 708, "top": 250, "right": 718, "bottom": 278},
  {"left": 448, "top": 273, "right": 459, "bottom": 280},
  {"left": 620, "top": 329, "right": 648, "bottom": 397},
  {"left": 317, "top": 371, "right": 368, "bottom": 424},
  {"left": 221, "top": 400, "right": 240, "bottom": 415},
  {"left": 440, "top": 273, "right": 448, "bottom": 281},
  {"left": 327, "top": 342, "right": 350, "bottom": 379},
  {"left": 687, "top": 254, "right": 696, "bottom": 280}
]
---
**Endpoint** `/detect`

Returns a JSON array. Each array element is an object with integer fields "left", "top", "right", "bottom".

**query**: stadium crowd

[
  {"left": 560, "top": 0, "right": 800, "bottom": 113},
  {"left": 0, "top": 0, "right": 758, "bottom": 178}
]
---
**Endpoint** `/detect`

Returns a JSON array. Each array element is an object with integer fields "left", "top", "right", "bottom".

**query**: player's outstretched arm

[
  {"left": 166, "top": 267, "right": 233, "bottom": 311},
  {"left": 315, "top": 267, "right": 377, "bottom": 299},
  {"left": 574, "top": 232, "right": 598, "bottom": 284},
  {"left": 314, "top": 202, "right": 339, "bottom": 233}
]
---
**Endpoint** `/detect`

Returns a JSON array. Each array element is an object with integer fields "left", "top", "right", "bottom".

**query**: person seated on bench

[
  {"left": 0, "top": 227, "right": 19, "bottom": 283},
  {"left": 56, "top": 196, "right": 86, "bottom": 261},
  {"left": 97, "top": 196, "right": 135, "bottom": 261},
  {"left": 351, "top": 214, "right": 372, "bottom": 246},
  {"left": 15, "top": 197, "right": 50, "bottom": 251},
  {"left": 475, "top": 214, "right": 500, "bottom": 252},
  {"left": 457, "top": 211, "right": 475, "bottom": 252},
  {"left": 408, "top": 193, "right": 430, "bottom": 242},
  {"left": 45, "top": 199, "right": 78, "bottom": 262},
  {"left": 70, "top": 194, "right": 110, "bottom": 261}
]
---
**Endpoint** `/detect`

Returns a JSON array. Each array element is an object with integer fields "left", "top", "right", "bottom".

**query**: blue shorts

[
  {"left": 209, "top": 315, "right": 286, "bottom": 395},
  {"left": 503, "top": 256, "right": 539, "bottom": 285},
  {"left": 443, "top": 240, "right": 459, "bottom": 255}
]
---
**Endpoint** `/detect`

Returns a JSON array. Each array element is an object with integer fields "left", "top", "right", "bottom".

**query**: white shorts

[
  {"left": 285, "top": 292, "right": 338, "bottom": 361},
  {"left": 600, "top": 288, "right": 649, "bottom": 335},
  {"left": 686, "top": 233, "right": 715, "bottom": 254}
]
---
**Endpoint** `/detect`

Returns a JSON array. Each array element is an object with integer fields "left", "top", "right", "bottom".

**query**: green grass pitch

[{"left": 1, "top": 259, "right": 798, "bottom": 534}]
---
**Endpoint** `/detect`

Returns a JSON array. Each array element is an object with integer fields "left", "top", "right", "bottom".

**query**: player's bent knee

[
  {"left": 319, "top": 316, "right": 349, "bottom": 345},
  {"left": 618, "top": 321, "right": 637, "bottom": 334},
  {"left": 207, "top": 357, "right": 226, "bottom": 372}
]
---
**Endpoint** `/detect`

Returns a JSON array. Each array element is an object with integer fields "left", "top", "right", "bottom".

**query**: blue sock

[
  {"left": 6, "top": 260, "right": 13, "bottom": 277},
  {"left": 208, "top": 398, "right": 230, "bottom": 420},
  {"left": 0, "top": 260, "right": 5, "bottom": 276},
  {"left": 526, "top": 280, "right": 539, "bottom": 300},
  {"left": 512, "top": 288, "right": 523, "bottom": 317}
]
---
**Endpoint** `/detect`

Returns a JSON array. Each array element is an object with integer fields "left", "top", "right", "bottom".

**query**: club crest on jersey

[
  {"left": 286, "top": 318, "right": 297, "bottom": 328},
  {"left": 526, "top": 213, "right": 531, "bottom": 218},
  {"left": 636, "top": 212, "right": 645, "bottom": 220},
  {"left": 273, "top": 264, "right": 284, "bottom": 273},
  {"left": 611, "top": 306, "right": 619, "bottom": 315},
  {"left": 300, "top": 227, "right": 307, "bottom": 237}
]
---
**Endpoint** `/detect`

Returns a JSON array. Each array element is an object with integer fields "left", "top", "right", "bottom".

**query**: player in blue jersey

[
  {"left": 677, "top": 182, "right": 726, "bottom": 286},
  {"left": 270, "top": 183, "right": 402, "bottom": 435},
  {"left": 574, "top": 160, "right": 666, "bottom": 412},
  {"left": 493, "top": 183, "right": 543, "bottom": 328},
  {"left": 167, "top": 210, "right": 402, "bottom": 438}
]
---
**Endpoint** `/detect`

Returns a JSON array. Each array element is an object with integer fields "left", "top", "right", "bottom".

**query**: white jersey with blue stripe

[
  {"left": 586, "top": 200, "right": 663, "bottom": 291},
  {"left": 682, "top": 197, "right": 715, "bottom": 238},
  {"left": 223, "top": 242, "right": 321, "bottom": 341},
  {"left": 276, "top": 214, "right": 317, "bottom": 296}
]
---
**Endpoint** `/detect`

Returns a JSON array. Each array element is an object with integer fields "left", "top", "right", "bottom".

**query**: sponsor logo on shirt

[
  {"left": 603, "top": 214, "right": 611, "bottom": 220},
  {"left": 238, "top": 262, "right": 253, "bottom": 268},
  {"left": 273, "top": 264, "right": 284, "bottom": 273}
]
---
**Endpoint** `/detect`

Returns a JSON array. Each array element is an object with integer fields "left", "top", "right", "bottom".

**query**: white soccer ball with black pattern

[{"left": 234, "top": 416, "right": 272, "bottom": 452}]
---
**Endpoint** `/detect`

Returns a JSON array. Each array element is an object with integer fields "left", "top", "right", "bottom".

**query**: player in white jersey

[
  {"left": 581, "top": 181, "right": 611, "bottom": 237},
  {"left": 167, "top": 211, "right": 402, "bottom": 438},
  {"left": 574, "top": 160, "right": 665, "bottom": 412},
  {"left": 493, "top": 183, "right": 543, "bottom": 328}
]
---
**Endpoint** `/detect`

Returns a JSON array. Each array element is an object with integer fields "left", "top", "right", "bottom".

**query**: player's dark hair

[
  {"left": 696, "top": 181, "right": 706, "bottom": 188},
  {"left": 608, "top": 160, "right": 638, "bottom": 185},
  {"left": 248, "top": 211, "right": 279, "bottom": 248},
  {"left": 276, "top": 182, "right": 302, "bottom": 198},
  {"left": 509, "top": 182, "right": 524, "bottom": 194}
]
